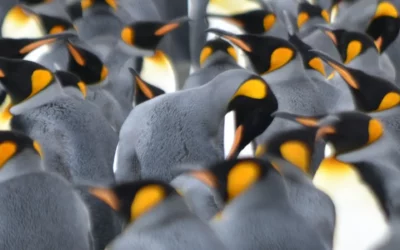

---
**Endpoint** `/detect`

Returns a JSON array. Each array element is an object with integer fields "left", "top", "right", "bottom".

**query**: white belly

[{"left": 314, "top": 161, "right": 390, "bottom": 250}]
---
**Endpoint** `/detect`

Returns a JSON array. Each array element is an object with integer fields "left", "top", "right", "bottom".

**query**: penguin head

[
  {"left": 0, "top": 131, "right": 42, "bottom": 168},
  {"left": 255, "top": 127, "right": 320, "bottom": 175},
  {"left": 187, "top": 158, "right": 279, "bottom": 203},
  {"left": 207, "top": 28, "right": 297, "bottom": 75},
  {"left": 297, "top": 1, "right": 330, "bottom": 30},
  {"left": 273, "top": 111, "right": 384, "bottom": 156},
  {"left": 120, "top": 16, "right": 190, "bottom": 52},
  {"left": 226, "top": 74, "right": 278, "bottom": 159},
  {"left": 207, "top": 9, "right": 277, "bottom": 35},
  {"left": 65, "top": 40, "right": 109, "bottom": 85},
  {"left": 366, "top": 2, "right": 400, "bottom": 53},
  {"left": 0, "top": 32, "right": 75, "bottom": 59},
  {"left": 66, "top": 1, "right": 83, "bottom": 22},
  {"left": 313, "top": 49, "right": 400, "bottom": 112},
  {"left": 281, "top": 10, "right": 326, "bottom": 77},
  {"left": 199, "top": 38, "right": 238, "bottom": 67},
  {"left": 88, "top": 180, "right": 180, "bottom": 224},
  {"left": 81, "top": 0, "right": 118, "bottom": 13},
  {"left": 128, "top": 68, "right": 165, "bottom": 106},
  {"left": 318, "top": 26, "right": 378, "bottom": 64},
  {"left": 55, "top": 70, "right": 87, "bottom": 98},
  {"left": 0, "top": 57, "right": 57, "bottom": 105}
]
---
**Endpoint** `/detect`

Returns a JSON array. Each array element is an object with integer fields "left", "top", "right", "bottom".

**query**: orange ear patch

[
  {"left": 89, "top": 187, "right": 120, "bottom": 211},
  {"left": 0, "top": 141, "right": 17, "bottom": 167},
  {"left": 223, "top": 35, "right": 252, "bottom": 52}
]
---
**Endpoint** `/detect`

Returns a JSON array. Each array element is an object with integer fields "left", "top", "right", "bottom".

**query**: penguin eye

[
  {"left": 0, "top": 141, "right": 17, "bottom": 167},
  {"left": 130, "top": 185, "right": 166, "bottom": 221}
]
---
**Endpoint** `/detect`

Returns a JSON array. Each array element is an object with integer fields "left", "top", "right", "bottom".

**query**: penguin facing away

[
  {"left": 0, "top": 57, "right": 118, "bottom": 184},
  {"left": 296, "top": 0, "right": 330, "bottom": 38},
  {"left": 187, "top": 157, "right": 328, "bottom": 250},
  {"left": 115, "top": 69, "right": 278, "bottom": 183},
  {"left": 88, "top": 180, "right": 227, "bottom": 250},
  {"left": 55, "top": 70, "right": 87, "bottom": 99},
  {"left": 184, "top": 38, "right": 241, "bottom": 89},
  {"left": 0, "top": 131, "right": 94, "bottom": 250}
]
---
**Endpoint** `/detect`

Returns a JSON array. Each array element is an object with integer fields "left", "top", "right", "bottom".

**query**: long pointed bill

[
  {"left": 206, "top": 28, "right": 252, "bottom": 52},
  {"left": 19, "top": 32, "right": 76, "bottom": 54},
  {"left": 227, "top": 124, "right": 244, "bottom": 159},
  {"left": 154, "top": 16, "right": 190, "bottom": 36}
]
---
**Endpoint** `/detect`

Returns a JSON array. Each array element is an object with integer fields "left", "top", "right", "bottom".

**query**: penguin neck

[
  {"left": 0, "top": 150, "right": 44, "bottom": 182},
  {"left": 262, "top": 55, "right": 306, "bottom": 82},
  {"left": 63, "top": 86, "right": 84, "bottom": 99},
  {"left": 141, "top": 51, "right": 176, "bottom": 93},
  {"left": 279, "top": 162, "right": 313, "bottom": 185},
  {"left": 306, "top": 69, "right": 327, "bottom": 82},
  {"left": 131, "top": 195, "right": 192, "bottom": 229},
  {"left": 227, "top": 171, "right": 288, "bottom": 211},
  {"left": 117, "top": 39, "right": 155, "bottom": 58},
  {"left": 9, "top": 83, "right": 65, "bottom": 115}
]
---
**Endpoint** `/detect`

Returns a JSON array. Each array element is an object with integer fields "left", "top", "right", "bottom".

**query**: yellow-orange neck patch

[
  {"left": 131, "top": 185, "right": 166, "bottom": 221},
  {"left": 0, "top": 141, "right": 17, "bottom": 167},
  {"left": 227, "top": 161, "right": 261, "bottom": 201},
  {"left": 280, "top": 140, "right": 310, "bottom": 173}
]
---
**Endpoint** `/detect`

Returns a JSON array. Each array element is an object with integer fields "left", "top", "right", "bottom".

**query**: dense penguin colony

[{"left": 1, "top": 0, "right": 400, "bottom": 249}]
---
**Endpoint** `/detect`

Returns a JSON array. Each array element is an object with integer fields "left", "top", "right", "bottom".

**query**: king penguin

[
  {"left": 207, "top": 29, "right": 330, "bottom": 147},
  {"left": 115, "top": 69, "right": 278, "bottom": 183},
  {"left": 87, "top": 180, "right": 227, "bottom": 250},
  {"left": 187, "top": 157, "right": 328, "bottom": 250},
  {"left": 0, "top": 86, "right": 12, "bottom": 130},
  {"left": 296, "top": 0, "right": 331, "bottom": 38},
  {"left": 55, "top": 70, "right": 87, "bottom": 99},
  {"left": 105, "top": 17, "right": 189, "bottom": 108},
  {"left": 0, "top": 57, "right": 118, "bottom": 184},
  {"left": 318, "top": 26, "right": 396, "bottom": 82},
  {"left": 273, "top": 110, "right": 392, "bottom": 250},
  {"left": 255, "top": 127, "right": 335, "bottom": 248},
  {"left": 312, "top": 49, "right": 400, "bottom": 157},
  {"left": 184, "top": 38, "right": 241, "bottom": 89},
  {"left": 0, "top": 130, "right": 94, "bottom": 250},
  {"left": 207, "top": 8, "right": 289, "bottom": 39}
]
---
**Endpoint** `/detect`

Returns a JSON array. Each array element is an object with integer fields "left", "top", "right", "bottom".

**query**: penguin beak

[
  {"left": 19, "top": 32, "right": 76, "bottom": 55},
  {"left": 314, "top": 24, "right": 337, "bottom": 45},
  {"left": 207, "top": 28, "right": 252, "bottom": 52},
  {"left": 154, "top": 16, "right": 190, "bottom": 36},
  {"left": 316, "top": 126, "right": 336, "bottom": 140}
]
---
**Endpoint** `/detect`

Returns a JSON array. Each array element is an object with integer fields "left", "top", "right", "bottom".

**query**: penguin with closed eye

[
  {"left": 187, "top": 158, "right": 328, "bottom": 250},
  {"left": 87, "top": 180, "right": 227, "bottom": 250},
  {"left": 115, "top": 69, "right": 278, "bottom": 183},
  {"left": 0, "top": 131, "right": 94, "bottom": 250}
]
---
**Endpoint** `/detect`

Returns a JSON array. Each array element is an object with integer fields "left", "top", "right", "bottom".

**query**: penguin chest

[
  {"left": 0, "top": 96, "right": 12, "bottom": 131},
  {"left": 141, "top": 51, "right": 177, "bottom": 93},
  {"left": 1, "top": 8, "right": 44, "bottom": 38},
  {"left": 313, "top": 159, "right": 390, "bottom": 250}
]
